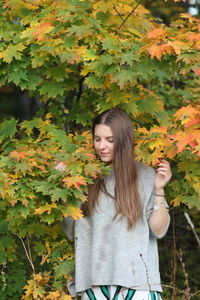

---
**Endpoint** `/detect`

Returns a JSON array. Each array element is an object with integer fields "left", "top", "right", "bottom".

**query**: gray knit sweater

[{"left": 62, "top": 162, "right": 170, "bottom": 297}]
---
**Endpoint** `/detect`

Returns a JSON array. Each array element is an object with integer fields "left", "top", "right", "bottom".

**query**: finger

[
  {"left": 156, "top": 170, "right": 172, "bottom": 179},
  {"left": 157, "top": 161, "right": 170, "bottom": 167},
  {"left": 156, "top": 167, "right": 171, "bottom": 173}
]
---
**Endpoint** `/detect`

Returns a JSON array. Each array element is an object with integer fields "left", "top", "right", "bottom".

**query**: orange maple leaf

[
  {"left": 174, "top": 105, "right": 200, "bottom": 121},
  {"left": 10, "top": 150, "right": 27, "bottom": 161},
  {"left": 148, "top": 44, "right": 168, "bottom": 61},
  {"left": 165, "top": 145, "right": 177, "bottom": 159},
  {"left": 167, "top": 40, "right": 188, "bottom": 55},
  {"left": 63, "top": 175, "right": 87, "bottom": 189},
  {"left": 193, "top": 68, "right": 200, "bottom": 76},
  {"left": 188, "top": 33, "right": 200, "bottom": 41},
  {"left": 147, "top": 27, "right": 168, "bottom": 39},
  {"left": 185, "top": 117, "right": 200, "bottom": 128},
  {"left": 171, "top": 132, "right": 195, "bottom": 153},
  {"left": 32, "top": 22, "right": 54, "bottom": 41},
  {"left": 180, "top": 13, "right": 194, "bottom": 23}
]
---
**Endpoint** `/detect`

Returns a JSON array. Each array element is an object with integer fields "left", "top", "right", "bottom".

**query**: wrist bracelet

[
  {"left": 154, "top": 193, "right": 165, "bottom": 197},
  {"left": 153, "top": 198, "right": 169, "bottom": 211}
]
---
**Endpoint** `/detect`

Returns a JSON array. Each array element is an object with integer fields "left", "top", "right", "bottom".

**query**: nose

[{"left": 99, "top": 140, "right": 106, "bottom": 150}]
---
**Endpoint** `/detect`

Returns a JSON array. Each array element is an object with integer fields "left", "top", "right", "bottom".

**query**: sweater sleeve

[
  {"left": 61, "top": 216, "right": 75, "bottom": 241},
  {"left": 146, "top": 189, "right": 170, "bottom": 240}
]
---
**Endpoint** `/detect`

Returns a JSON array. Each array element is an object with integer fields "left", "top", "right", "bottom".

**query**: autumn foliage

[{"left": 0, "top": 0, "right": 199, "bottom": 299}]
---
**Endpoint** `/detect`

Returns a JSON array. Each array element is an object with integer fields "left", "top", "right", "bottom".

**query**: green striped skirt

[{"left": 81, "top": 286, "right": 162, "bottom": 300}]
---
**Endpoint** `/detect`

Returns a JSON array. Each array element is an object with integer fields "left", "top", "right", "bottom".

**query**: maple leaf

[
  {"left": 167, "top": 40, "right": 188, "bottom": 55},
  {"left": 0, "top": 43, "right": 26, "bottom": 63},
  {"left": 10, "top": 151, "right": 27, "bottom": 161},
  {"left": 0, "top": 118, "right": 18, "bottom": 140},
  {"left": 193, "top": 68, "right": 200, "bottom": 75},
  {"left": 174, "top": 105, "right": 199, "bottom": 122},
  {"left": 32, "top": 22, "right": 54, "bottom": 41},
  {"left": 147, "top": 44, "right": 165, "bottom": 61},
  {"left": 63, "top": 175, "right": 87, "bottom": 189},
  {"left": 63, "top": 205, "right": 83, "bottom": 220},
  {"left": 34, "top": 203, "right": 57, "bottom": 215},
  {"left": 85, "top": 162, "right": 100, "bottom": 178},
  {"left": 185, "top": 117, "right": 200, "bottom": 128},
  {"left": 34, "top": 272, "right": 50, "bottom": 285},
  {"left": 147, "top": 27, "right": 168, "bottom": 39},
  {"left": 166, "top": 146, "right": 177, "bottom": 159},
  {"left": 61, "top": 295, "right": 72, "bottom": 300},
  {"left": 171, "top": 132, "right": 195, "bottom": 153},
  {"left": 39, "top": 81, "right": 64, "bottom": 98},
  {"left": 188, "top": 33, "right": 200, "bottom": 41}
]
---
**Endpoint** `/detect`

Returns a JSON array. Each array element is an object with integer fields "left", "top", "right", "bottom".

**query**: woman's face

[{"left": 94, "top": 124, "right": 114, "bottom": 164}]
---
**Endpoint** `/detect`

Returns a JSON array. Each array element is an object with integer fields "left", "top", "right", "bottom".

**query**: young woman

[{"left": 63, "top": 108, "right": 172, "bottom": 300}]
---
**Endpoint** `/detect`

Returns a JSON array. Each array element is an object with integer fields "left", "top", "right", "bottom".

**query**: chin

[{"left": 101, "top": 158, "right": 112, "bottom": 164}]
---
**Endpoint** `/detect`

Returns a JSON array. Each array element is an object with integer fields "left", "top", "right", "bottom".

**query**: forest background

[{"left": 0, "top": 0, "right": 199, "bottom": 299}]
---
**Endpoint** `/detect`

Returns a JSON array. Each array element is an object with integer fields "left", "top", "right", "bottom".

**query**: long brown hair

[{"left": 83, "top": 108, "right": 141, "bottom": 229}]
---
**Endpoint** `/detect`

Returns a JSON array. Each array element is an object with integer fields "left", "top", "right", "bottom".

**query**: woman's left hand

[{"left": 155, "top": 159, "right": 172, "bottom": 191}]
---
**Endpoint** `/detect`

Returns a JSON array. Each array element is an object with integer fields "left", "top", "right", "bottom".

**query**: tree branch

[
  {"left": 119, "top": 0, "right": 143, "bottom": 30},
  {"left": 113, "top": 5, "right": 125, "bottom": 22}
]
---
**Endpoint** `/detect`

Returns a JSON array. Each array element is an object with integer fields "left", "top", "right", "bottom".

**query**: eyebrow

[{"left": 94, "top": 135, "right": 113, "bottom": 138}]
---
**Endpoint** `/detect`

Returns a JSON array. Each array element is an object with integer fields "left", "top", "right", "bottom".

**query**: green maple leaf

[
  {"left": 8, "top": 68, "right": 28, "bottom": 86},
  {"left": 31, "top": 55, "right": 49, "bottom": 68},
  {"left": 40, "top": 213, "right": 56, "bottom": 225},
  {"left": 85, "top": 75, "right": 103, "bottom": 88},
  {"left": 64, "top": 36, "right": 77, "bottom": 48},
  {"left": 39, "top": 81, "right": 65, "bottom": 98},
  {"left": 112, "top": 69, "right": 137, "bottom": 89},
  {"left": 24, "top": 72, "right": 41, "bottom": 90},
  {"left": 0, "top": 118, "right": 18, "bottom": 142},
  {"left": 182, "top": 195, "right": 200, "bottom": 209},
  {"left": 137, "top": 97, "right": 163, "bottom": 113},
  {"left": 102, "top": 37, "right": 118, "bottom": 51},
  {"left": 100, "top": 54, "right": 114, "bottom": 65},
  {"left": 31, "top": 181, "right": 54, "bottom": 195},
  {"left": 20, "top": 118, "right": 42, "bottom": 136},
  {"left": 45, "top": 66, "right": 66, "bottom": 81},
  {"left": 121, "top": 52, "right": 141, "bottom": 66},
  {"left": 55, "top": 259, "right": 74, "bottom": 277},
  {"left": 83, "top": 48, "right": 97, "bottom": 61},
  {"left": 50, "top": 188, "right": 70, "bottom": 201},
  {"left": 0, "top": 220, "right": 8, "bottom": 234},
  {"left": 0, "top": 43, "right": 26, "bottom": 63},
  {"left": 69, "top": 24, "right": 92, "bottom": 38},
  {"left": 72, "top": 189, "right": 87, "bottom": 202},
  {"left": 9, "top": 204, "right": 30, "bottom": 219}
]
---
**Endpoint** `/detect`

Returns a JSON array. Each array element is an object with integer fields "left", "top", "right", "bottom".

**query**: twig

[
  {"left": 15, "top": 234, "right": 38, "bottom": 300},
  {"left": 15, "top": 233, "right": 35, "bottom": 274},
  {"left": 184, "top": 212, "right": 200, "bottom": 247},
  {"left": 162, "top": 284, "right": 200, "bottom": 299},
  {"left": 119, "top": 0, "right": 143, "bottom": 29},
  {"left": 113, "top": 5, "right": 125, "bottom": 22},
  {"left": 27, "top": 235, "right": 34, "bottom": 269},
  {"left": 177, "top": 250, "right": 191, "bottom": 300}
]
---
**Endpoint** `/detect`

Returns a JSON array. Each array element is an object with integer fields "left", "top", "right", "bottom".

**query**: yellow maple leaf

[
  {"left": 61, "top": 295, "right": 72, "bottom": 300},
  {"left": 34, "top": 203, "right": 57, "bottom": 215},
  {"left": 63, "top": 175, "right": 87, "bottom": 189},
  {"left": 44, "top": 290, "right": 60, "bottom": 299},
  {"left": 63, "top": 206, "right": 83, "bottom": 220}
]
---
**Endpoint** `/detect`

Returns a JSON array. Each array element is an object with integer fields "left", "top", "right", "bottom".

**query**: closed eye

[{"left": 107, "top": 138, "right": 113, "bottom": 143}]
